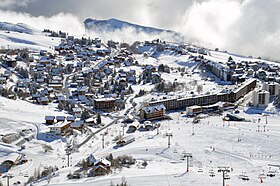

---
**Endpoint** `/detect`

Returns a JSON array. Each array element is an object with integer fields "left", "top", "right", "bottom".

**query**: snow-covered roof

[
  {"left": 94, "top": 97, "right": 116, "bottom": 102},
  {"left": 0, "top": 152, "right": 21, "bottom": 163},
  {"left": 72, "top": 107, "right": 82, "bottom": 112},
  {"left": 71, "top": 120, "right": 84, "bottom": 128},
  {"left": 94, "top": 157, "right": 111, "bottom": 167},
  {"left": 142, "top": 104, "right": 166, "bottom": 113},
  {"left": 56, "top": 116, "right": 65, "bottom": 120},
  {"left": 39, "top": 97, "right": 49, "bottom": 102},
  {"left": 45, "top": 116, "right": 55, "bottom": 120},
  {"left": 66, "top": 116, "right": 76, "bottom": 121}
]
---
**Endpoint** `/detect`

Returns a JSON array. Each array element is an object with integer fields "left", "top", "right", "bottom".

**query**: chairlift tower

[
  {"left": 165, "top": 131, "right": 173, "bottom": 148},
  {"left": 182, "top": 152, "right": 193, "bottom": 172},
  {"left": 121, "top": 123, "right": 127, "bottom": 136},
  {"left": 238, "top": 128, "right": 241, "bottom": 142},
  {"left": 218, "top": 166, "right": 230, "bottom": 186},
  {"left": 192, "top": 123, "right": 195, "bottom": 136},
  {"left": 65, "top": 144, "right": 72, "bottom": 167},
  {"left": 3, "top": 173, "right": 14, "bottom": 186},
  {"left": 101, "top": 133, "right": 105, "bottom": 149},
  {"left": 263, "top": 113, "right": 268, "bottom": 124}
]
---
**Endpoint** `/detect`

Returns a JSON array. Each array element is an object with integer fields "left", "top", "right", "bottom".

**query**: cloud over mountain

[{"left": 0, "top": 0, "right": 279, "bottom": 60}]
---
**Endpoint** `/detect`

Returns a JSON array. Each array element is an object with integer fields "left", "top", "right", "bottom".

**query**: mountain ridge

[
  {"left": 0, "top": 22, "right": 39, "bottom": 34},
  {"left": 84, "top": 18, "right": 174, "bottom": 34}
]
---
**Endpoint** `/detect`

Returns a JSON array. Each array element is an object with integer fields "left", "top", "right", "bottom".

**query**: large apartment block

[{"left": 148, "top": 79, "right": 257, "bottom": 111}]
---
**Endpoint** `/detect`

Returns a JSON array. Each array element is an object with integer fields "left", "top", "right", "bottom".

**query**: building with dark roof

[{"left": 140, "top": 104, "right": 166, "bottom": 121}]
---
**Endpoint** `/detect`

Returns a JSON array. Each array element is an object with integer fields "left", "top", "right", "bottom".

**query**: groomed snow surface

[{"left": 1, "top": 94, "right": 280, "bottom": 186}]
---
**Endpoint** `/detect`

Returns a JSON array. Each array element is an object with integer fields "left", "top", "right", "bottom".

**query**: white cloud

[
  {"left": 0, "top": 10, "right": 84, "bottom": 35},
  {"left": 0, "top": 0, "right": 279, "bottom": 60},
  {"left": 0, "top": 0, "right": 31, "bottom": 8}
]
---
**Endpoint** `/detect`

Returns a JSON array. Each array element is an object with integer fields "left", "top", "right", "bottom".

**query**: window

[
  {"left": 269, "top": 85, "right": 275, "bottom": 95},
  {"left": 258, "top": 93, "right": 265, "bottom": 105}
]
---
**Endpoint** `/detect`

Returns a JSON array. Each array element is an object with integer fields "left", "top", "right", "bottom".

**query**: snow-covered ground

[
  {"left": 1, "top": 92, "right": 280, "bottom": 186},
  {"left": 23, "top": 110, "right": 280, "bottom": 186},
  {"left": 1, "top": 26, "right": 280, "bottom": 186},
  {"left": 0, "top": 30, "right": 60, "bottom": 52}
]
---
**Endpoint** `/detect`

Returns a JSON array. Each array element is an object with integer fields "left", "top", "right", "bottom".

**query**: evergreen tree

[
  {"left": 81, "top": 110, "right": 90, "bottom": 120},
  {"left": 96, "top": 113, "right": 101, "bottom": 124},
  {"left": 58, "top": 101, "right": 65, "bottom": 111},
  {"left": 128, "top": 85, "right": 134, "bottom": 94}
]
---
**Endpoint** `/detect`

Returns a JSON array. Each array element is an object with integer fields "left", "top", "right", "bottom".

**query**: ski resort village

[{"left": 1, "top": 20, "right": 280, "bottom": 186}]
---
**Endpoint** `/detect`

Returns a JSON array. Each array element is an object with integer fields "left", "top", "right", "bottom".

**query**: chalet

[
  {"left": 49, "top": 121, "right": 71, "bottom": 135},
  {"left": 17, "top": 79, "right": 31, "bottom": 88},
  {"left": 45, "top": 116, "right": 55, "bottom": 125},
  {"left": 57, "top": 95, "right": 66, "bottom": 102},
  {"left": 90, "top": 158, "right": 111, "bottom": 176},
  {"left": 128, "top": 76, "right": 136, "bottom": 84},
  {"left": 129, "top": 69, "right": 136, "bottom": 75},
  {"left": 94, "top": 98, "right": 116, "bottom": 111},
  {"left": 40, "top": 50, "right": 47, "bottom": 56},
  {"left": 186, "top": 105, "right": 203, "bottom": 116},
  {"left": 70, "top": 120, "right": 84, "bottom": 130},
  {"left": 140, "top": 104, "right": 166, "bottom": 121},
  {"left": 41, "top": 89, "right": 49, "bottom": 96},
  {"left": 77, "top": 86, "right": 88, "bottom": 95},
  {"left": 78, "top": 95, "right": 87, "bottom": 102},
  {"left": 31, "top": 94, "right": 40, "bottom": 100},
  {"left": 67, "top": 36, "right": 74, "bottom": 40},
  {"left": 36, "top": 78, "right": 45, "bottom": 84},
  {"left": 3, "top": 70, "right": 11, "bottom": 78},
  {"left": 72, "top": 107, "right": 82, "bottom": 117},
  {"left": 56, "top": 116, "right": 66, "bottom": 122},
  {"left": 66, "top": 115, "right": 76, "bottom": 122},
  {"left": 48, "top": 84, "right": 63, "bottom": 90},
  {"left": 85, "top": 117, "right": 96, "bottom": 126},
  {"left": 0, "top": 77, "right": 6, "bottom": 84},
  {"left": 257, "top": 70, "right": 267, "bottom": 79},
  {"left": 119, "top": 78, "right": 127, "bottom": 86},
  {"left": 65, "top": 54, "right": 75, "bottom": 61},
  {"left": 37, "top": 97, "right": 49, "bottom": 105},
  {"left": 39, "top": 57, "right": 51, "bottom": 65},
  {"left": 96, "top": 49, "right": 110, "bottom": 57}
]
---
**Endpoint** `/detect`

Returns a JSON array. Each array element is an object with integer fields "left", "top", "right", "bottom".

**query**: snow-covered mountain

[
  {"left": 84, "top": 18, "right": 172, "bottom": 34},
  {"left": 0, "top": 22, "right": 38, "bottom": 34}
]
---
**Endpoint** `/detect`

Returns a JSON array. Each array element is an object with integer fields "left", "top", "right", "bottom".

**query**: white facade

[
  {"left": 262, "top": 82, "right": 280, "bottom": 96},
  {"left": 186, "top": 106, "right": 202, "bottom": 116},
  {"left": 49, "top": 122, "right": 70, "bottom": 135},
  {"left": 252, "top": 89, "right": 270, "bottom": 107}
]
